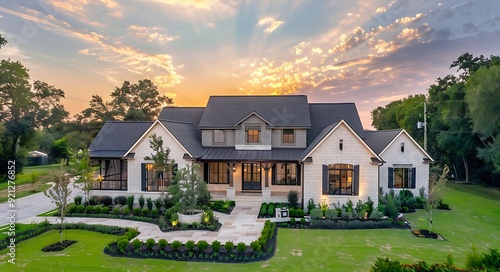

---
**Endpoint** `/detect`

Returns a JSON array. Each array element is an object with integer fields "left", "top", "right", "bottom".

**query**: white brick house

[{"left": 89, "top": 95, "right": 431, "bottom": 208}]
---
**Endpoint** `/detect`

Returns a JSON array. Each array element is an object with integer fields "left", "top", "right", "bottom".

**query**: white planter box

[{"left": 177, "top": 211, "right": 203, "bottom": 225}]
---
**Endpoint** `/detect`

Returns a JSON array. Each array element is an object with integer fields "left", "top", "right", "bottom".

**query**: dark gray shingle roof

[
  {"left": 89, "top": 121, "right": 153, "bottom": 158},
  {"left": 198, "top": 95, "right": 311, "bottom": 128},
  {"left": 307, "top": 103, "right": 364, "bottom": 146},
  {"left": 363, "top": 129, "right": 403, "bottom": 154},
  {"left": 201, "top": 148, "right": 304, "bottom": 162},
  {"left": 159, "top": 107, "right": 205, "bottom": 127},
  {"left": 159, "top": 120, "right": 204, "bottom": 158}
]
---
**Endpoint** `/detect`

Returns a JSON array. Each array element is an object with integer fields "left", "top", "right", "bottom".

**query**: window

[
  {"left": 328, "top": 164, "right": 353, "bottom": 195},
  {"left": 282, "top": 129, "right": 294, "bottom": 144},
  {"left": 208, "top": 162, "right": 229, "bottom": 184},
  {"left": 93, "top": 159, "right": 127, "bottom": 190},
  {"left": 246, "top": 127, "right": 260, "bottom": 143},
  {"left": 213, "top": 130, "right": 225, "bottom": 143},
  {"left": 389, "top": 167, "right": 416, "bottom": 189},
  {"left": 273, "top": 163, "right": 300, "bottom": 185},
  {"left": 141, "top": 163, "right": 177, "bottom": 191}
]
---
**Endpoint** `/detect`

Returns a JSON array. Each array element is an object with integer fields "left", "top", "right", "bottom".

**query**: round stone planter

[{"left": 177, "top": 211, "right": 203, "bottom": 225}]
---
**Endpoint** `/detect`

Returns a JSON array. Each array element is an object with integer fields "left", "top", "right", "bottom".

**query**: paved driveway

[{"left": 0, "top": 181, "right": 83, "bottom": 226}]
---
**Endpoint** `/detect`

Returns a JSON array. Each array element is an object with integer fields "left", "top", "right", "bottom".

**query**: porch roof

[{"left": 200, "top": 148, "right": 304, "bottom": 162}]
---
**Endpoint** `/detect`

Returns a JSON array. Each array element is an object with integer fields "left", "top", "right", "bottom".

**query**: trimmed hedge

[{"left": 104, "top": 220, "right": 278, "bottom": 263}]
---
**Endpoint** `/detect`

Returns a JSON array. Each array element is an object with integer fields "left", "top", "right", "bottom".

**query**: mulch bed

[
  {"left": 411, "top": 229, "right": 445, "bottom": 240},
  {"left": 42, "top": 240, "right": 77, "bottom": 252}
]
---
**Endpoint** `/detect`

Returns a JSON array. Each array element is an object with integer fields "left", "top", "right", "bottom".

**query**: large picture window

[
  {"left": 388, "top": 167, "right": 416, "bottom": 189},
  {"left": 282, "top": 129, "right": 294, "bottom": 144},
  {"left": 273, "top": 163, "right": 300, "bottom": 185},
  {"left": 141, "top": 163, "right": 177, "bottom": 192},
  {"left": 213, "top": 130, "right": 225, "bottom": 143},
  {"left": 208, "top": 162, "right": 229, "bottom": 184},
  {"left": 246, "top": 127, "right": 260, "bottom": 143},
  {"left": 327, "top": 164, "right": 353, "bottom": 195}
]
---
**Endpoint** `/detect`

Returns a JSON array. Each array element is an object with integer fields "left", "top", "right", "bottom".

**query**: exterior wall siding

[
  {"left": 271, "top": 129, "right": 307, "bottom": 148},
  {"left": 303, "top": 123, "right": 379, "bottom": 209},
  {"left": 202, "top": 129, "right": 235, "bottom": 147},
  {"left": 235, "top": 115, "right": 272, "bottom": 150},
  {"left": 379, "top": 133, "right": 430, "bottom": 196}
]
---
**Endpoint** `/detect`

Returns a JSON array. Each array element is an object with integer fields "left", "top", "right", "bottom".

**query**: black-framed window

[
  {"left": 272, "top": 163, "right": 300, "bottom": 185},
  {"left": 283, "top": 129, "right": 294, "bottom": 144},
  {"left": 322, "top": 163, "right": 359, "bottom": 196},
  {"left": 213, "top": 130, "right": 225, "bottom": 143},
  {"left": 388, "top": 167, "right": 416, "bottom": 189},
  {"left": 141, "top": 163, "right": 177, "bottom": 191},
  {"left": 93, "top": 159, "right": 127, "bottom": 190},
  {"left": 208, "top": 162, "right": 229, "bottom": 184},
  {"left": 246, "top": 127, "right": 260, "bottom": 143}
]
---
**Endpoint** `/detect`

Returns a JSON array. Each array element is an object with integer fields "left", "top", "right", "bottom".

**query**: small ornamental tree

[
  {"left": 168, "top": 164, "right": 211, "bottom": 215},
  {"left": 425, "top": 165, "right": 449, "bottom": 233},
  {"left": 75, "top": 149, "right": 96, "bottom": 204},
  {"left": 144, "top": 133, "right": 174, "bottom": 194},
  {"left": 30, "top": 171, "right": 39, "bottom": 192},
  {"left": 44, "top": 168, "right": 72, "bottom": 242}
]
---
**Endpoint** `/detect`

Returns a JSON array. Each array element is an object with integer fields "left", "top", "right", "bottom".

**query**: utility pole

[{"left": 424, "top": 101, "right": 427, "bottom": 151}]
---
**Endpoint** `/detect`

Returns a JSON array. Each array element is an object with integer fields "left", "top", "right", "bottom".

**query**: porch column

[
  {"left": 262, "top": 162, "right": 274, "bottom": 188},
  {"left": 226, "top": 162, "right": 236, "bottom": 187},
  {"left": 226, "top": 162, "right": 236, "bottom": 201}
]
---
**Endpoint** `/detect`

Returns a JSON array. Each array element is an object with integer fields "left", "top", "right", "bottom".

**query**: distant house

[
  {"left": 89, "top": 95, "right": 432, "bottom": 209},
  {"left": 27, "top": 151, "right": 48, "bottom": 166}
]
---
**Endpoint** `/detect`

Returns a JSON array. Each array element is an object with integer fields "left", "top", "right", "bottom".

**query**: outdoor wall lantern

[
  {"left": 339, "top": 139, "right": 343, "bottom": 151},
  {"left": 401, "top": 142, "right": 405, "bottom": 152}
]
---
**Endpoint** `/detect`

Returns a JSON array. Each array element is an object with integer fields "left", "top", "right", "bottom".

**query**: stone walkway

[{"left": 19, "top": 203, "right": 265, "bottom": 244}]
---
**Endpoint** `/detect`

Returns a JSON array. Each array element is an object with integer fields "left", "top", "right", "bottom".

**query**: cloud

[
  {"left": 128, "top": 25, "right": 178, "bottom": 44},
  {"left": 152, "top": 0, "right": 237, "bottom": 19},
  {"left": 258, "top": 16, "right": 285, "bottom": 33}
]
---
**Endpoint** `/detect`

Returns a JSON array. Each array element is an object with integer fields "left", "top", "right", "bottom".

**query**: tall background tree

[
  {"left": 71, "top": 79, "right": 174, "bottom": 150},
  {"left": 371, "top": 53, "right": 500, "bottom": 186},
  {"left": 465, "top": 63, "right": 500, "bottom": 169},
  {"left": 0, "top": 34, "right": 68, "bottom": 179}
]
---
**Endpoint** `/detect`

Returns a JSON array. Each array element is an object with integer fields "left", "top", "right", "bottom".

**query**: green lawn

[{"left": 0, "top": 183, "right": 498, "bottom": 271}]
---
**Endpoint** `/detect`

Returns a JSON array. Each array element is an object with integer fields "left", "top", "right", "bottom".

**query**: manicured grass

[
  {"left": 0, "top": 223, "right": 42, "bottom": 240},
  {"left": 0, "top": 183, "right": 498, "bottom": 271},
  {"left": 0, "top": 164, "right": 75, "bottom": 190}
]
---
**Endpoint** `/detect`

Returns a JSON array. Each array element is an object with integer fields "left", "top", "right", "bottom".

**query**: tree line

[
  {"left": 371, "top": 53, "right": 500, "bottom": 186},
  {"left": 0, "top": 34, "right": 173, "bottom": 179}
]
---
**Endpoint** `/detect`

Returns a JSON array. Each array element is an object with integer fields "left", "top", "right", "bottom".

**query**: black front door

[{"left": 242, "top": 163, "right": 261, "bottom": 190}]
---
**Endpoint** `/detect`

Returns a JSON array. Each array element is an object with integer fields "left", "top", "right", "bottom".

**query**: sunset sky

[{"left": 1, "top": 0, "right": 499, "bottom": 128}]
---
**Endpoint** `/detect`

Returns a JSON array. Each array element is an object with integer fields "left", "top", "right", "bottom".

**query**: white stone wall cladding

[
  {"left": 303, "top": 124, "right": 380, "bottom": 209},
  {"left": 379, "top": 133, "right": 429, "bottom": 197},
  {"left": 126, "top": 123, "right": 195, "bottom": 194}
]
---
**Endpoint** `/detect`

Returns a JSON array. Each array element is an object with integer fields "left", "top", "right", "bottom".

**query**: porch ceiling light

[{"left": 233, "top": 166, "right": 236, "bottom": 172}]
